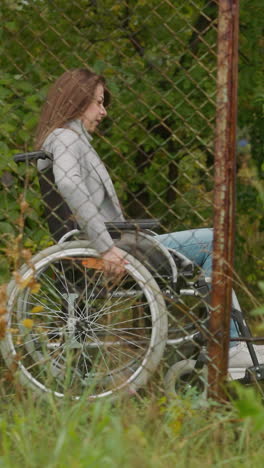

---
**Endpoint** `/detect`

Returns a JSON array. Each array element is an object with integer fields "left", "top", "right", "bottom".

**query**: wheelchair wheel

[
  {"left": 164, "top": 359, "right": 208, "bottom": 400},
  {"left": 2, "top": 241, "right": 167, "bottom": 399}
]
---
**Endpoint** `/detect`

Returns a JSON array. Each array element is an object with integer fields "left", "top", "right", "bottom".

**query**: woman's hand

[{"left": 102, "top": 246, "right": 129, "bottom": 277}]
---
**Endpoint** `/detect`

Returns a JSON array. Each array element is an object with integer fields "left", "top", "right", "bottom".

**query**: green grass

[{"left": 0, "top": 377, "right": 264, "bottom": 468}]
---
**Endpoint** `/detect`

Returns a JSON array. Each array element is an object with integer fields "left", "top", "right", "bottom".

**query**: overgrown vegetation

[
  {"left": 0, "top": 382, "right": 263, "bottom": 467},
  {"left": 0, "top": 2, "right": 263, "bottom": 465}
]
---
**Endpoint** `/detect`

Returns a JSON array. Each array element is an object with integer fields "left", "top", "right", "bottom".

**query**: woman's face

[{"left": 81, "top": 84, "right": 107, "bottom": 133}]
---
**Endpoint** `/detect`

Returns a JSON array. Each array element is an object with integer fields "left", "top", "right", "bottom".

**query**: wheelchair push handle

[{"left": 13, "top": 151, "right": 53, "bottom": 164}]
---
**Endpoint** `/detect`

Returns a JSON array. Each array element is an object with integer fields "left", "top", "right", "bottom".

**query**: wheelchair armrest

[
  {"left": 13, "top": 151, "right": 53, "bottom": 164},
  {"left": 105, "top": 219, "right": 160, "bottom": 231}
]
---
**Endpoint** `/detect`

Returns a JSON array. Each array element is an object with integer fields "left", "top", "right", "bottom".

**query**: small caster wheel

[{"left": 164, "top": 359, "right": 208, "bottom": 400}]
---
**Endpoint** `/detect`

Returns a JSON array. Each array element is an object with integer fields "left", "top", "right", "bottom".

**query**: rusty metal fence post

[{"left": 208, "top": 0, "right": 240, "bottom": 400}]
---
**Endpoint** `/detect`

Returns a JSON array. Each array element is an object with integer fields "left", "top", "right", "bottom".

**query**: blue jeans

[{"left": 155, "top": 228, "right": 239, "bottom": 346}]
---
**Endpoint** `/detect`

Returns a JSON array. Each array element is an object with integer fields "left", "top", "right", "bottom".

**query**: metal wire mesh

[
  {"left": 0, "top": 0, "right": 261, "bottom": 401},
  {"left": 1, "top": 0, "right": 219, "bottom": 253}
]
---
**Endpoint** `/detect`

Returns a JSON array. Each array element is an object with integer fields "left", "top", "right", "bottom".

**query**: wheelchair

[{"left": 2, "top": 151, "right": 263, "bottom": 401}]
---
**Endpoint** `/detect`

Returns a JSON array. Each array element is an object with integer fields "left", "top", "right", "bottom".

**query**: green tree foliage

[{"left": 0, "top": 0, "right": 263, "bottom": 300}]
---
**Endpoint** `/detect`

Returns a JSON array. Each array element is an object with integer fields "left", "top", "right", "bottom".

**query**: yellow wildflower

[
  {"left": 31, "top": 305, "right": 44, "bottom": 314},
  {"left": 21, "top": 319, "right": 34, "bottom": 329}
]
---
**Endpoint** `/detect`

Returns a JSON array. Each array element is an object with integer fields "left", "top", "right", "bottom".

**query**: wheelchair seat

[{"left": 13, "top": 150, "right": 194, "bottom": 284}]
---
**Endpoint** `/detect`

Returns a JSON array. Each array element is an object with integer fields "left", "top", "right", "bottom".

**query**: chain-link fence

[{"left": 0, "top": 0, "right": 263, "bottom": 401}]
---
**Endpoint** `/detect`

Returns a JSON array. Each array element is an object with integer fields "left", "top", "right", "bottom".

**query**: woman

[
  {"left": 35, "top": 68, "right": 214, "bottom": 277},
  {"left": 36, "top": 68, "right": 128, "bottom": 277},
  {"left": 35, "top": 68, "right": 264, "bottom": 375}
]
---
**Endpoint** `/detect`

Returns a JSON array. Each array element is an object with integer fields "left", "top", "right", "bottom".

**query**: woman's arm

[{"left": 45, "top": 129, "right": 115, "bottom": 253}]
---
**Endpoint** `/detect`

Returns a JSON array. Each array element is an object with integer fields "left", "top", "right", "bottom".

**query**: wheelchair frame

[{"left": 1, "top": 151, "right": 263, "bottom": 400}]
